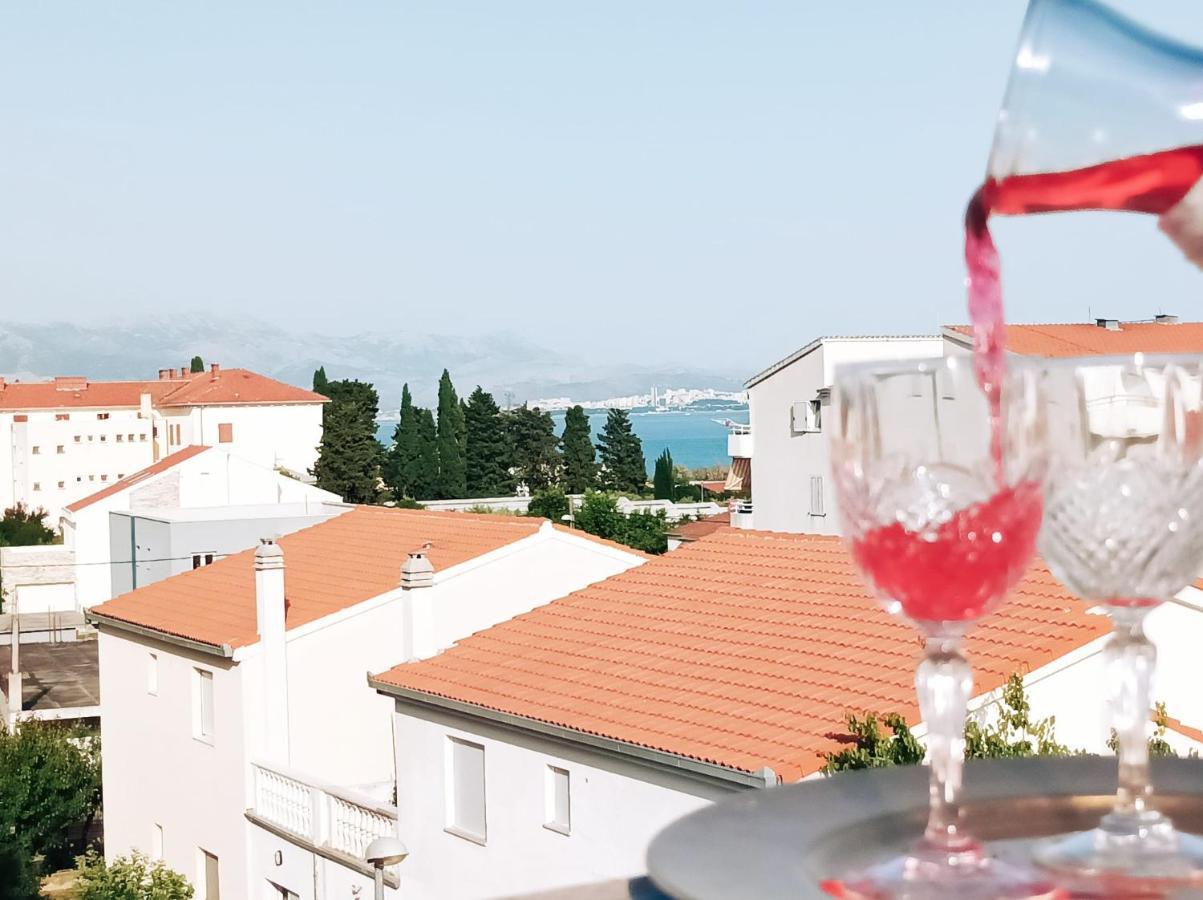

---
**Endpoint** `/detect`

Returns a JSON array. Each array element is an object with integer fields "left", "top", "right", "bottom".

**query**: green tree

[
  {"left": 527, "top": 487, "right": 570, "bottom": 523},
  {"left": 189, "top": 356, "right": 205, "bottom": 374},
  {"left": 312, "top": 400, "right": 383, "bottom": 503},
  {"left": 436, "top": 371, "right": 467, "bottom": 499},
  {"left": 0, "top": 721, "right": 101, "bottom": 872},
  {"left": 464, "top": 387, "right": 513, "bottom": 498},
  {"left": 615, "top": 509, "right": 669, "bottom": 554},
  {"left": 384, "top": 384, "right": 419, "bottom": 500},
  {"left": 597, "top": 409, "right": 646, "bottom": 494},
  {"left": 1107, "top": 702, "right": 1197, "bottom": 759},
  {"left": 75, "top": 850, "right": 194, "bottom": 899},
  {"left": 312, "top": 366, "right": 329, "bottom": 396},
  {"left": 504, "top": 405, "right": 560, "bottom": 491},
  {"left": 560, "top": 406, "right": 597, "bottom": 493},
  {"left": 0, "top": 840, "right": 39, "bottom": 900},
  {"left": 407, "top": 408, "right": 441, "bottom": 501},
  {"left": 573, "top": 491, "right": 625, "bottom": 541},
  {"left": 652, "top": 449, "right": 675, "bottom": 500},
  {"left": 0, "top": 504, "right": 55, "bottom": 547},
  {"left": 823, "top": 674, "right": 1070, "bottom": 774}
]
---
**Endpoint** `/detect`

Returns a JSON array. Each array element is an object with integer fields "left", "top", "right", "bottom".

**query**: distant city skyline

[{"left": 4, "top": 2, "right": 1203, "bottom": 372}]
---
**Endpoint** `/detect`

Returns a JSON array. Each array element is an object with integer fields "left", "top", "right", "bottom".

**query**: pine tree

[
  {"left": 312, "top": 400, "right": 382, "bottom": 503},
  {"left": 190, "top": 356, "right": 205, "bottom": 373},
  {"left": 504, "top": 405, "right": 560, "bottom": 491},
  {"left": 560, "top": 406, "right": 596, "bottom": 493},
  {"left": 436, "top": 370, "right": 467, "bottom": 499},
  {"left": 384, "top": 384, "right": 419, "bottom": 499},
  {"left": 313, "top": 366, "right": 329, "bottom": 396},
  {"left": 465, "top": 387, "right": 512, "bottom": 498},
  {"left": 597, "top": 409, "right": 647, "bottom": 494},
  {"left": 652, "top": 448, "right": 675, "bottom": 500},
  {"left": 408, "top": 408, "right": 441, "bottom": 500}
]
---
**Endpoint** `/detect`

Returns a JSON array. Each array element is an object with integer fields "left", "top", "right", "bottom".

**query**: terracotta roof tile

[
  {"left": 156, "top": 369, "right": 326, "bottom": 407},
  {"left": 374, "top": 529, "right": 1111, "bottom": 782},
  {"left": 947, "top": 322, "right": 1203, "bottom": 358},
  {"left": 64, "top": 445, "right": 211, "bottom": 513},
  {"left": 91, "top": 507, "right": 546, "bottom": 650},
  {"left": 669, "top": 514, "right": 730, "bottom": 542}
]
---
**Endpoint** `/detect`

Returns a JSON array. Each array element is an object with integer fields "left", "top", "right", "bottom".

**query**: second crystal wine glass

[
  {"left": 828, "top": 355, "right": 1054, "bottom": 899},
  {"left": 1036, "top": 353, "right": 1203, "bottom": 892}
]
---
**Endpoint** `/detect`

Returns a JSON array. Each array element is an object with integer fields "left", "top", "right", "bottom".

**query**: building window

[
  {"left": 445, "top": 737, "right": 486, "bottom": 843},
  {"left": 74, "top": 435, "right": 81, "bottom": 443},
  {"left": 116, "top": 434, "right": 123, "bottom": 442},
  {"left": 544, "top": 766, "right": 571, "bottom": 835},
  {"left": 199, "top": 849, "right": 220, "bottom": 900},
  {"left": 32, "top": 482, "right": 40, "bottom": 492},
  {"left": 117, "top": 473, "right": 124, "bottom": 479},
  {"left": 810, "top": 475, "right": 825, "bottom": 517},
  {"left": 193, "top": 669, "right": 214, "bottom": 741},
  {"left": 87, "top": 435, "right": 93, "bottom": 442},
  {"left": 100, "top": 435, "right": 106, "bottom": 442},
  {"left": 55, "top": 413, "right": 69, "bottom": 421},
  {"left": 152, "top": 823, "right": 163, "bottom": 860},
  {"left": 128, "top": 433, "right": 135, "bottom": 441},
  {"left": 97, "top": 412, "right": 109, "bottom": 420},
  {"left": 192, "top": 553, "right": 215, "bottom": 570},
  {"left": 31, "top": 446, "right": 39, "bottom": 455},
  {"left": 217, "top": 423, "right": 233, "bottom": 443},
  {"left": 100, "top": 474, "right": 108, "bottom": 482},
  {"left": 13, "top": 415, "right": 26, "bottom": 423},
  {"left": 140, "top": 434, "right": 147, "bottom": 442},
  {"left": 56, "top": 445, "right": 64, "bottom": 454},
  {"left": 147, "top": 653, "right": 158, "bottom": 695},
  {"left": 57, "top": 481, "right": 64, "bottom": 490},
  {"left": 76, "top": 476, "right": 82, "bottom": 483}
]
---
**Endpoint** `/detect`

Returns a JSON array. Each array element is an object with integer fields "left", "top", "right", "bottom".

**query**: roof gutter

[
  {"left": 86, "top": 610, "right": 234, "bottom": 659},
  {"left": 368, "top": 676, "right": 778, "bottom": 791}
]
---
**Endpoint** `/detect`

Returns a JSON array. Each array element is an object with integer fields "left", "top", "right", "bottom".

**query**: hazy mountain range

[{"left": 0, "top": 317, "right": 746, "bottom": 410}]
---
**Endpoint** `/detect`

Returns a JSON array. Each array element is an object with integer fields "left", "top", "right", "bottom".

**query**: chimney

[
  {"left": 179, "top": 367, "right": 188, "bottom": 378},
  {"left": 1155, "top": 313, "right": 1179, "bottom": 324},
  {"left": 210, "top": 362, "right": 221, "bottom": 380},
  {"left": 254, "top": 537, "right": 290, "bottom": 762},
  {"left": 157, "top": 369, "right": 169, "bottom": 380},
  {"left": 400, "top": 546, "right": 435, "bottom": 660},
  {"left": 1096, "top": 318, "right": 1121, "bottom": 331},
  {"left": 0, "top": 377, "right": 6, "bottom": 390}
]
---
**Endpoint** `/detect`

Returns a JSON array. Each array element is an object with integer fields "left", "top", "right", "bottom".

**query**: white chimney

[
  {"left": 255, "top": 537, "right": 290, "bottom": 762},
  {"left": 400, "top": 547, "right": 435, "bottom": 660}
]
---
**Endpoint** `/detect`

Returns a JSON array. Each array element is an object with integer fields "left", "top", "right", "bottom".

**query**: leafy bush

[
  {"left": 75, "top": 850, "right": 194, "bottom": 899},
  {"left": 573, "top": 492, "right": 625, "bottom": 540},
  {"left": 0, "top": 839, "right": 40, "bottom": 900},
  {"left": 526, "top": 487, "right": 569, "bottom": 523},
  {"left": 572, "top": 492, "right": 668, "bottom": 554}
]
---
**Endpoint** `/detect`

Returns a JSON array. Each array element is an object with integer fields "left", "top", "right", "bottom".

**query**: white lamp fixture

[{"left": 365, "top": 836, "right": 409, "bottom": 900}]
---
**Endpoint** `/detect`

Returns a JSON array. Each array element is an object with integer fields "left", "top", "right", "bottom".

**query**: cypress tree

[
  {"left": 409, "top": 408, "right": 441, "bottom": 500},
  {"left": 313, "top": 366, "right": 329, "bottom": 396},
  {"left": 465, "top": 387, "right": 512, "bottom": 497},
  {"left": 190, "top": 356, "right": 205, "bottom": 373},
  {"left": 385, "top": 384, "right": 419, "bottom": 499},
  {"left": 504, "top": 405, "right": 560, "bottom": 491},
  {"left": 597, "top": 409, "right": 647, "bottom": 494},
  {"left": 560, "top": 405, "right": 596, "bottom": 493},
  {"left": 435, "top": 370, "right": 467, "bottom": 499},
  {"left": 312, "top": 400, "right": 383, "bottom": 503},
  {"left": 652, "top": 448, "right": 675, "bottom": 500}
]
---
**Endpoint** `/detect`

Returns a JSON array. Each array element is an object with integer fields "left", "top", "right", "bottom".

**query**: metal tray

[{"left": 646, "top": 756, "right": 1203, "bottom": 900}]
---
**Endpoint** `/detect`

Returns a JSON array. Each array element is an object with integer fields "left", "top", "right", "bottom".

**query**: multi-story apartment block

[{"left": 0, "top": 364, "right": 326, "bottom": 524}]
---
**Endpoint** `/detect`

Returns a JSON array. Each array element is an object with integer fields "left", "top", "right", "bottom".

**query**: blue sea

[{"left": 376, "top": 407, "right": 748, "bottom": 475}]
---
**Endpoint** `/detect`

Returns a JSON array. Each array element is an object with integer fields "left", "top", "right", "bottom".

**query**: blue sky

[{"left": 3, "top": 2, "right": 1203, "bottom": 372}]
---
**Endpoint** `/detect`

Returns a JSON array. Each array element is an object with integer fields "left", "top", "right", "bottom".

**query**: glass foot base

[
  {"left": 822, "top": 839, "right": 1064, "bottom": 900},
  {"left": 1036, "top": 812, "right": 1203, "bottom": 895}
]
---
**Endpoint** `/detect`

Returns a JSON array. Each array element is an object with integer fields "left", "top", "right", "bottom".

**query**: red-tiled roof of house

[
  {"left": 0, "top": 369, "right": 324, "bottom": 411},
  {"left": 374, "top": 529, "right": 1111, "bottom": 782},
  {"left": 946, "top": 321, "right": 1203, "bottom": 358},
  {"left": 669, "top": 513, "right": 730, "bottom": 542},
  {"left": 63, "top": 445, "right": 212, "bottom": 514},
  {"left": 1162, "top": 715, "right": 1203, "bottom": 747},
  {"left": 91, "top": 507, "right": 552, "bottom": 650}
]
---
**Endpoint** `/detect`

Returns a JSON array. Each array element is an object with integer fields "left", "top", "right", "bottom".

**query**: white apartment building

[
  {"left": 0, "top": 364, "right": 325, "bottom": 524},
  {"left": 739, "top": 335, "right": 942, "bottom": 534},
  {"left": 88, "top": 508, "right": 646, "bottom": 900},
  {"left": 372, "top": 528, "right": 1203, "bottom": 900}
]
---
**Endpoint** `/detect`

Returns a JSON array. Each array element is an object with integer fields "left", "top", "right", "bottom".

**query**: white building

[
  {"left": 88, "top": 508, "right": 646, "bottom": 900},
  {"left": 0, "top": 364, "right": 325, "bottom": 524},
  {"left": 371, "top": 527, "right": 1203, "bottom": 900},
  {"left": 60, "top": 445, "right": 341, "bottom": 609}
]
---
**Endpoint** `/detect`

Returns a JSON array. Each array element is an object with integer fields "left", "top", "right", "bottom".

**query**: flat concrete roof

[{"left": 0, "top": 640, "right": 100, "bottom": 713}]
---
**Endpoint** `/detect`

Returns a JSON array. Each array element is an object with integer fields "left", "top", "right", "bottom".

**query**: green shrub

[{"left": 75, "top": 849, "right": 194, "bottom": 899}]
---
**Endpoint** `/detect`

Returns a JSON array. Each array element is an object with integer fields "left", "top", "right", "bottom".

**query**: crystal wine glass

[
  {"left": 1036, "top": 354, "right": 1203, "bottom": 892},
  {"left": 826, "top": 355, "right": 1055, "bottom": 899}
]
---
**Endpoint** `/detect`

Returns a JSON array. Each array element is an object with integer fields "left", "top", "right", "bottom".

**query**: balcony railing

[
  {"left": 250, "top": 760, "right": 399, "bottom": 866},
  {"left": 727, "top": 425, "right": 753, "bottom": 459},
  {"left": 729, "top": 499, "right": 754, "bottom": 530}
]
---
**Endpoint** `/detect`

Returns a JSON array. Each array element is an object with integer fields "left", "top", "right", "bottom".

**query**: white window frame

[
  {"left": 147, "top": 653, "right": 158, "bottom": 695},
  {"left": 809, "top": 475, "right": 826, "bottom": 517},
  {"left": 193, "top": 668, "right": 214, "bottom": 743},
  {"left": 543, "top": 765, "right": 571, "bottom": 836},
  {"left": 152, "top": 823, "right": 164, "bottom": 860},
  {"left": 790, "top": 398, "right": 822, "bottom": 434},
  {"left": 198, "top": 848, "right": 220, "bottom": 900},
  {"left": 444, "top": 736, "right": 487, "bottom": 844}
]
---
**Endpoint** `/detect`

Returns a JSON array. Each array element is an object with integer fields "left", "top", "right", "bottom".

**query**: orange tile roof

[
  {"left": 63, "top": 445, "right": 212, "bottom": 513},
  {"left": 0, "top": 369, "right": 324, "bottom": 411},
  {"left": 669, "top": 513, "right": 730, "bottom": 542},
  {"left": 374, "top": 529, "right": 1111, "bottom": 782},
  {"left": 946, "top": 322, "right": 1203, "bottom": 358},
  {"left": 1161, "top": 715, "right": 1203, "bottom": 746},
  {"left": 91, "top": 507, "right": 548, "bottom": 650}
]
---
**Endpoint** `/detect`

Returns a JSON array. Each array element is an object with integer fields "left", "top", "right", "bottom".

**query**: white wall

[
  {"left": 184, "top": 404, "right": 323, "bottom": 477},
  {"left": 392, "top": 704, "right": 733, "bottom": 900},
  {"left": 99, "top": 630, "right": 251, "bottom": 900}
]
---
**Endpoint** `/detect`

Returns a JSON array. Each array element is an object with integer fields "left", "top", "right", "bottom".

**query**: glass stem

[
  {"left": 917, "top": 636, "right": 973, "bottom": 850},
  {"left": 1105, "top": 609, "right": 1157, "bottom": 821}
]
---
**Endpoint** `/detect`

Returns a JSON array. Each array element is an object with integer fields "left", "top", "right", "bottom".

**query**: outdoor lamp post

[{"left": 365, "top": 836, "right": 409, "bottom": 900}]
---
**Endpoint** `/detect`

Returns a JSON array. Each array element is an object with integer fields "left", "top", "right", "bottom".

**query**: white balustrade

[{"left": 250, "top": 761, "right": 398, "bottom": 863}]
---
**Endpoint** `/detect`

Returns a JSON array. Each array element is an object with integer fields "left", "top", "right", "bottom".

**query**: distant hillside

[{"left": 0, "top": 317, "right": 745, "bottom": 409}]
